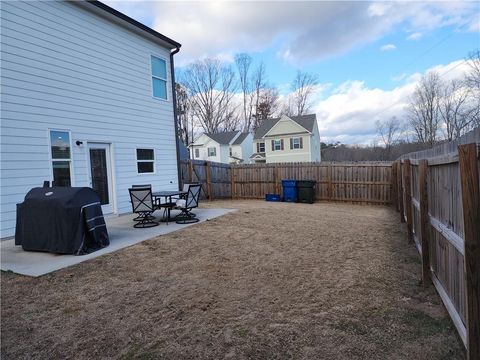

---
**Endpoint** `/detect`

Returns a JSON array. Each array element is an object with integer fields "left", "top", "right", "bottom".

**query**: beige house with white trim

[{"left": 250, "top": 114, "right": 321, "bottom": 163}]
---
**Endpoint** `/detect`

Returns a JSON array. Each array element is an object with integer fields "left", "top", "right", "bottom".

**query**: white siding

[{"left": 0, "top": 1, "right": 179, "bottom": 237}]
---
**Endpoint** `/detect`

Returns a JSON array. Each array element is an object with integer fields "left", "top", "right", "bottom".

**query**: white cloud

[
  {"left": 313, "top": 59, "right": 470, "bottom": 145},
  {"left": 407, "top": 32, "right": 422, "bottom": 40},
  {"left": 380, "top": 44, "right": 397, "bottom": 51},
  {"left": 104, "top": 1, "right": 479, "bottom": 64}
]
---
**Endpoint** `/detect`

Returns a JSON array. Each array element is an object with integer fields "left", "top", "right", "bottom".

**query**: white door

[{"left": 87, "top": 143, "right": 114, "bottom": 214}]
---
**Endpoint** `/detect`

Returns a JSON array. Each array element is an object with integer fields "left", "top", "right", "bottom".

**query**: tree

[
  {"left": 375, "top": 116, "right": 403, "bottom": 159},
  {"left": 439, "top": 79, "right": 478, "bottom": 140},
  {"left": 180, "top": 58, "right": 238, "bottom": 134},
  {"left": 288, "top": 70, "right": 319, "bottom": 116},
  {"left": 253, "top": 87, "right": 279, "bottom": 130},
  {"left": 465, "top": 49, "right": 480, "bottom": 126},
  {"left": 175, "top": 83, "right": 190, "bottom": 146},
  {"left": 407, "top": 71, "right": 442, "bottom": 147},
  {"left": 235, "top": 54, "right": 267, "bottom": 132}
]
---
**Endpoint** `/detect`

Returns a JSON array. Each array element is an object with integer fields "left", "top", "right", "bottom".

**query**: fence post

[
  {"left": 404, "top": 159, "right": 413, "bottom": 242},
  {"left": 392, "top": 162, "right": 398, "bottom": 210},
  {"left": 231, "top": 166, "right": 235, "bottom": 199},
  {"left": 418, "top": 159, "right": 431, "bottom": 286},
  {"left": 205, "top": 161, "right": 212, "bottom": 201},
  {"left": 459, "top": 143, "right": 480, "bottom": 360},
  {"left": 398, "top": 161, "right": 405, "bottom": 222},
  {"left": 188, "top": 160, "right": 193, "bottom": 183}
]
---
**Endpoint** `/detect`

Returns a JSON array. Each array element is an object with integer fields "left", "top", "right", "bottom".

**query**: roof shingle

[{"left": 253, "top": 114, "right": 317, "bottom": 139}]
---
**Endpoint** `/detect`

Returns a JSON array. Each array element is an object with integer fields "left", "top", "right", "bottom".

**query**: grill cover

[{"left": 15, "top": 187, "right": 109, "bottom": 255}]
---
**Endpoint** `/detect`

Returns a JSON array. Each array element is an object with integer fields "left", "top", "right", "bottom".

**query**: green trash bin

[{"left": 296, "top": 180, "right": 316, "bottom": 204}]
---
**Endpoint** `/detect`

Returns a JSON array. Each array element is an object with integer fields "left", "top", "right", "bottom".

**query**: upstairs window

[
  {"left": 136, "top": 148, "right": 155, "bottom": 174},
  {"left": 257, "top": 142, "right": 265, "bottom": 153},
  {"left": 208, "top": 147, "right": 216, "bottom": 157},
  {"left": 271, "top": 139, "right": 283, "bottom": 151},
  {"left": 50, "top": 130, "right": 72, "bottom": 186},
  {"left": 290, "top": 137, "right": 303, "bottom": 149},
  {"left": 229, "top": 147, "right": 232, "bottom": 156},
  {"left": 151, "top": 56, "right": 167, "bottom": 100},
  {"left": 194, "top": 148, "right": 200, "bottom": 158}
]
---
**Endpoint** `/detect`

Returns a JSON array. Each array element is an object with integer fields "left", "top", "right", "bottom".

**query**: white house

[
  {"left": 250, "top": 114, "right": 321, "bottom": 163},
  {"left": 0, "top": 0, "right": 182, "bottom": 238},
  {"left": 190, "top": 131, "right": 253, "bottom": 164}
]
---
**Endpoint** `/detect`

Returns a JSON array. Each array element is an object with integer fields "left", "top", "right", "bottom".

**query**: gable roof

[
  {"left": 232, "top": 132, "right": 250, "bottom": 145},
  {"left": 205, "top": 131, "right": 240, "bottom": 145},
  {"left": 253, "top": 114, "right": 317, "bottom": 139},
  {"left": 85, "top": 1, "right": 181, "bottom": 49}
]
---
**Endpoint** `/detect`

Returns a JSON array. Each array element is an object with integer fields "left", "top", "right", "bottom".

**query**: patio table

[{"left": 152, "top": 190, "right": 187, "bottom": 222}]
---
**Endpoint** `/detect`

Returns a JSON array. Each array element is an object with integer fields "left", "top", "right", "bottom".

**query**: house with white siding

[
  {"left": 0, "top": 0, "right": 182, "bottom": 238},
  {"left": 250, "top": 114, "right": 321, "bottom": 163},
  {"left": 190, "top": 131, "right": 253, "bottom": 164}
]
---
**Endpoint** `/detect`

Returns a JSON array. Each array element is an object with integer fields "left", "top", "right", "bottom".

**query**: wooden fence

[
  {"left": 180, "top": 160, "right": 393, "bottom": 204},
  {"left": 393, "top": 127, "right": 480, "bottom": 359}
]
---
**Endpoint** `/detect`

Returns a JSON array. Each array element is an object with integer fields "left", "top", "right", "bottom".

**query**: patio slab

[{"left": 1, "top": 207, "right": 235, "bottom": 277}]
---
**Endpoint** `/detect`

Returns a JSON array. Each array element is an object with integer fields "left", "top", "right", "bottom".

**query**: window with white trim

[
  {"left": 273, "top": 139, "right": 282, "bottom": 151},
  {"left": 208, "top": 147, "right": 216, "bottom": 157},
  {"left": 136, "top": 148, "right": 155, "bottom": 173},
  {"left": 257, "top": 142, "right": 265, "bottom": 153},
  {"left": 151, "top": 56, "right": 167, "bottom": 100},
  {"left": 291, "top": 137, "right": 303, "bottom": 149},
  {"left": 49, "top": 130, "right": 72, "bottom": 186},
  {"left": 195, "top": 148, "right": 200, "bottom": 158}
]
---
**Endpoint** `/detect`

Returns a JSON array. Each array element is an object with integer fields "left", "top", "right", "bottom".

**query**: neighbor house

[
  {"left": 190, "top": 131, "right": 253, "bottom": 164},
  {"left": 0, "top": 0, "right": 181, "bottom": 238},
  {"left": 250, "top": 114, "right": 321, "bottom": 163}
]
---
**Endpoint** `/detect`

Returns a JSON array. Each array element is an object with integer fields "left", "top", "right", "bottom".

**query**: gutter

[{"left": 170, "top": 46, "right": 182, "bottom": 190}]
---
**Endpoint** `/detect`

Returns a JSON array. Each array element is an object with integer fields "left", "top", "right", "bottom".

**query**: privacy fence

[
  {"left": 180, "top": 160, "right": 393, "bottom": 204},
  {"left": 392, "top": 127, "right": 479, "bottom": 359}
]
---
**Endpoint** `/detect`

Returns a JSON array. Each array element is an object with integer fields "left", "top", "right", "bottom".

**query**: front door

[{"left": 88, "top": 143, "right": 114, "bottom": 214}]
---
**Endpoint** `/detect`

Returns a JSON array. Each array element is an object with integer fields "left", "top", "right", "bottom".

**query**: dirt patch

[{"left": 1, "top": 200, "right": 465, "bottom": 359}]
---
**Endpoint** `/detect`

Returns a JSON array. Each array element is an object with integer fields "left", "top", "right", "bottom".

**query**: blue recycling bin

[{"left": 282, "top": 180, "right": 297, "bottom": 202}]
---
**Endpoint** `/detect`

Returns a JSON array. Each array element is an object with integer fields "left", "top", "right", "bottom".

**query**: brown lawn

[{"left": 1, "top": 200, "right": 465, "bottom": 359}]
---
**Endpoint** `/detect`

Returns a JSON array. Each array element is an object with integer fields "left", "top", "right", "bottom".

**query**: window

[
  {"left": 208, "top": 147, "right": 216, "bottom": 157},
  {"left": 229, "top": 147, "right": 232, "bottom": 156},
  {"left": 49, "top": 130, "right": 72, "bottom": 186},
  {"left": 271, "top": 139, "right": 283, "bottom": 151},
  {"left": 136, "top": 148, "right": 155, "bottom": 173},
  {"left": 290, "top": 137, "right": 303, "bottom": 149},
  {"left": 256, "top": 142, "right": 265, "bottom": 153},
  {"left": 151, "top": 56, "right": 167, "bottom": 100},
  {"left": 194, "top": 148, "right": 200, "bottom": 158}
]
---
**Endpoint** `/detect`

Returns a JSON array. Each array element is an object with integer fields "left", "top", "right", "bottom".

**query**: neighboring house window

[
  {"left": 136, "top": 148, "right": 155, "bottom": 173},
  {"left": 290, "top": 137, "right": 303, "bottom": 149},
  {"left": 229, "top": 147, "right": 232, "bottom": 156},
  {"left": 151, "top": 56, "right": 167, "bottom": 100},
  {"left": 257, "top": 142, "right": 265, "bottom": 153},
  {"left": 194, "top": 148, "right": 200, "bottom": 158},
  {"left": 208, "top": 147, "right": 216, "bottom": 157},
  {"left": 271, "top": 139, "right": 284, "bottom": 151},
  {"left": 49, "top": 130, "right": 71, "bottom": 186}
]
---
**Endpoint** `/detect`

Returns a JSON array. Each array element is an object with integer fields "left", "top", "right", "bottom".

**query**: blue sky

[{"left": 106, "top": 1, "right": 479, "bottom": 144}]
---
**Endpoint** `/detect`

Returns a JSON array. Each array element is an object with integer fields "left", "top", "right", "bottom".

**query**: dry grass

[{"left": 1, "top": 200, "right": 465, "bottom": 359}]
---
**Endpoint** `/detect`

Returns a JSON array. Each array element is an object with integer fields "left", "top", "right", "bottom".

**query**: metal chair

[
  {"left": 174, "top": 184, "right": 201, "bottom": 224},
  {"left": 128, "top": 187, "right": 159, "bottom": 228},
  {"left": 131, "top": 184, "right": 155, "bottom": 220}
]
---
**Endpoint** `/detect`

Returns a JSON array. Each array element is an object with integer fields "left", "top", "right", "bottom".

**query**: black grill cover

[{"left": 15, "top": 187, "right": 109, "bottom": 255}]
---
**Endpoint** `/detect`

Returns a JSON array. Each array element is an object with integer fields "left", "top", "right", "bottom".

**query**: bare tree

[
  {"left": 407, "top": 71, "right": 442, "bottom": 147},
  {"left": 465, "top": 49, "right": 480, "bottom": 126},
  {"left": 253, "top": 87, "right": 279, "bottom": 130},
  {"left": 439, "top": 79, "right": 478, "bottom": 140},
  {"left": 375, "top": 117, "right": 403, "bottom": 160},
  {"left": 180, "top": 58, "right": 238, "bottom": 134},
  {"left": 175, "top": 83, "right": 190, "bottom": 146},
  {"left": 235, "top": 54, "right": 267, "bottom": 132},
  {"left": 289, "top": 70, "right": 319, "bottom": 116}
]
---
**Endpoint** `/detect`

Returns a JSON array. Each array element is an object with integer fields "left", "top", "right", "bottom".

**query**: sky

[{"left": 105, "top": 0, "right": 480, "bottom": 144}]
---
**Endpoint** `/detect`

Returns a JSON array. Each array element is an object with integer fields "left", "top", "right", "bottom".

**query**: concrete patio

[{"left": 1, "top": 207, "right": 235, "bottom": 277}]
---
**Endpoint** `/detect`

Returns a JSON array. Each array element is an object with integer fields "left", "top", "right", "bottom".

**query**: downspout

[{"left": 170, "top": 46, "right": 181, "bottom": 190}]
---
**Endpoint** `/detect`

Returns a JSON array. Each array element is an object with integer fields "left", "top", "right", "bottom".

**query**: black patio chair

[
  {"left": 128, "top": 186, "right": 159, "bottom": 228},
  {"left": 131, "top": 184, "right": 155, "bottom": 221},
  {"left": 174, "top": 184, "right": 201, "bottom": 224}
]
